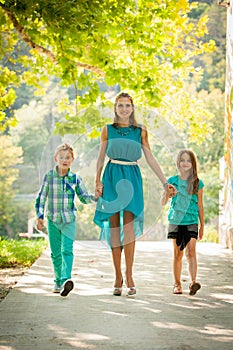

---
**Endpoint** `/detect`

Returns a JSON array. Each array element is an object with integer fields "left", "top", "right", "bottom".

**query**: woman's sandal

[
  {"left": 126, "top": 287, "right": 136, "bottom": 296},
  {"left": 113, "top": 278, "right": 123, "bottom": 296},
  {"left": 113, "top": 287, "right": 122, "bottom": 296},
  {"left": 173, "top": 283, "right": 182, "bottom": 294},
  {"left": 125, "top": 276, "right": 136, "bottom": 296},
  {"left": 189, "top": 282, "right": 201, "bottom": 296}
]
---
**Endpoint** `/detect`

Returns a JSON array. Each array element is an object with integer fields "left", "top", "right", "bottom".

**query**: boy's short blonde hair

[{"left": 54, "top": 143, "right": 74, "bottom": 158}]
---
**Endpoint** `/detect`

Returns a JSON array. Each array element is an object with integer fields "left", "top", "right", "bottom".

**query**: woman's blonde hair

[
  {"left": 176, "top": 149, "right": 199, "bottom": 194},
  {"left": 54, "top": 143, "right": 74, "bottom": 158}
]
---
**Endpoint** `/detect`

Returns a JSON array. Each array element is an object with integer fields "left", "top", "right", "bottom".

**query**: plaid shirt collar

[{"left": 53, "top": 166, "right": 73, "bottom": 178}]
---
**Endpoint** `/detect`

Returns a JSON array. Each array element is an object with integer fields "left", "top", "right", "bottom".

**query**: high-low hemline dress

[{"left": 93, "top": 124, "right": 144, "bottom": 248}]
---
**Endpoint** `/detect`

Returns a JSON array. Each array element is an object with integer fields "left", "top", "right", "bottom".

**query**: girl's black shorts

[{"left": 167, "top": 224, "right": 198, "bottom": 239}]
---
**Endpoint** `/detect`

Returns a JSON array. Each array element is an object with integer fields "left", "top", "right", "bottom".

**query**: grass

[{"left": 0, "top": 237, "right": 48, "bottom": 268}]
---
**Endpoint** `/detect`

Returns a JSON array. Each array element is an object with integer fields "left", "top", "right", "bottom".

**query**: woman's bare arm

[{"left": 95, "top": 126, "right": 108, "bottom": 196}]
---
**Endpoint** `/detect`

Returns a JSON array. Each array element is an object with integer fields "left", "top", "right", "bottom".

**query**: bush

[
  {"left": 0, "top": 238, "right": 48, "bottom": 268},
  {"left": 0, "top": 201, "right": 34, "bottom": 238}
]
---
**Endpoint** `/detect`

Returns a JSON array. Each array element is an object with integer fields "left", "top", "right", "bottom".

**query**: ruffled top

[{"left": 167, "top": 175, "right": 204, "bottom": 225}]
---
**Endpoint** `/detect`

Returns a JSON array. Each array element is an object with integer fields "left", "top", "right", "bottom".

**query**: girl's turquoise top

[{"left": 167, "top": 175, "right": 204, "bottom": 225}]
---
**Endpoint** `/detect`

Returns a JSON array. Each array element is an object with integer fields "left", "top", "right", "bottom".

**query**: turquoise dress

[{"left": 94, "top": 124, "right": 144, "bottom": 248}]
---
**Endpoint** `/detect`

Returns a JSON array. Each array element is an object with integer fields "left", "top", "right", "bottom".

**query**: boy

[{"left": 35, "top": 143, "right": 97, "bottom": 297}]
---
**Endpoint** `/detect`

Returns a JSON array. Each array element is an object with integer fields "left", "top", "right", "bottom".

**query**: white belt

[{"left": 110, "top": 159, "right": 137, "bottom": 165}]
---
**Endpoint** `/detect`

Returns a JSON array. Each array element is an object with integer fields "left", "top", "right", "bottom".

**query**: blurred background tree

[{"left": 0, "top": 136, "right": 23, "bottom": 236}]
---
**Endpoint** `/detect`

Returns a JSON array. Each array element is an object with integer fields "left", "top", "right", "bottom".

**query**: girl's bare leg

[
  {"left": 172, "top": 239, "right": 184, "bottom": 285},
  {"left": 110, "top": 212, "right": 122, "bottom": 287},
  {"left": 123, "top": 211, "right": 135, "bottom": 288},
  {"left": 185, "top": 238, "right": 197, "bottom": 283}
]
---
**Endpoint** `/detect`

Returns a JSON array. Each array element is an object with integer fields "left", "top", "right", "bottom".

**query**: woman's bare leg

[
  {"left": 123, "top": 211, "right": 135, "bottom": 288},
  {"left": 110, "top": 212, "right": 122, "bottom": 287}
]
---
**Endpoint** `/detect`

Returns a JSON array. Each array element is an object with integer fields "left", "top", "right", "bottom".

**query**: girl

[{"left": 161, "top": 149, "right": 204, "bottom": 295}]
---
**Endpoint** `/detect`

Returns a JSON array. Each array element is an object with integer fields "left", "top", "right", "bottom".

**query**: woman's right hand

[
  {"left": 95, "top": 182, "right": 104, "bottom": 198},
  {"left": 36, "top": 218, "right": 44, "bottom": 231}
]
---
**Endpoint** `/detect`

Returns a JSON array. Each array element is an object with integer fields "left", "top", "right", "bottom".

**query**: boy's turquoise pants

[{"left": 47, "top": 219, "right": 76, "bottom": 286}]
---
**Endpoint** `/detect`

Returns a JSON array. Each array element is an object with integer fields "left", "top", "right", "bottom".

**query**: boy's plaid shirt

[{"left": 35, "top": 167, "right": 96, "bottom": 223}]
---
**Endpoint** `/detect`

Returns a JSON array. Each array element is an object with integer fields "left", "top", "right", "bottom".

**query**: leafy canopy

[{"left": 0, "top": 0, "right": 215, "bottom": 136}]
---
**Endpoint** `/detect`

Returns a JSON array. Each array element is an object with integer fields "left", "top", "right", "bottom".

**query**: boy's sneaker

[
  {"left": 60, "top": 279, "right": 74, "bottom": 297},
  {"left": 53, "top": 283, "right": 61, "bottom": 293}
]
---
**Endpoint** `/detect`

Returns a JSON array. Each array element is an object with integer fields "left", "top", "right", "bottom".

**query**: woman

[{"left": 94, "top": 92, "right": 174, "bottom": 296}]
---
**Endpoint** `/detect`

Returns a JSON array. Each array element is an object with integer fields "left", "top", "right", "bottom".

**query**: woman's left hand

[{"left": 166, "top": 184, "right": 178, "bottom": 198}]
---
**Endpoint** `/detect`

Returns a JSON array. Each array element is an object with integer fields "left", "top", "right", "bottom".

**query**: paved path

[{"left": 0, "top": 241, "right": 233, "bottom": 350}]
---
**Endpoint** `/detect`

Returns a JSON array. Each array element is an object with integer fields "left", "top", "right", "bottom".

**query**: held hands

[
  {"left": 165, "top": 184, "right": 178, "bottom": 198},
  {"left": 36, "top": 218, "right": 44, "bottom": 231},
  {"left": 161, "top": 183, "right": 177, "bottom": 206},
  {"left": 95, "top": 182, "right": 104, "bottom": 198}
]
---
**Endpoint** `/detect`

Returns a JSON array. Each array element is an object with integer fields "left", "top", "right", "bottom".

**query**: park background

[{"left": 0, "top": 1, "right": 229, "bottom": 246}]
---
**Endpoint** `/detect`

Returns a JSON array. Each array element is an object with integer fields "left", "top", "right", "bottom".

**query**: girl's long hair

[
  {"left": 113, "top": 92, "right": 138, "bottom": 128},
  {"left": 177, "top": 149, "right": 199, "bottom": 194}
]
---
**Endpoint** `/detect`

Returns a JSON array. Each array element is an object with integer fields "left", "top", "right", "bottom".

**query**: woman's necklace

[{"left": 116, "top": 125, "right": 133, "bottom": 137}]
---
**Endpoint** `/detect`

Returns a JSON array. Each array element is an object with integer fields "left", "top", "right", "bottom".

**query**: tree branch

[{"left": 3, "top": 7, "right": 105, "bottom": 77}]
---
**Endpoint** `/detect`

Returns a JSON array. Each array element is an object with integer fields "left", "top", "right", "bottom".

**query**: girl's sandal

[
  {"left": 189, "top": 282, "right": 201, "bottom": 296},
  {"left": 173, "top": 283, "right": 182, "bottom": 294}
]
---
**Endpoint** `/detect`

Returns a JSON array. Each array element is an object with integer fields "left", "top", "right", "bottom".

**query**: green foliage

[
  {"left": 190, "top": 1, "right": 226, "bottom": 92},
  {"left": 190, "top": 88, "right": 225, "bottom": 164},
  {"left": 0, "top": 237, "right": 48, "bottom": 268},
  {"left": 0, "top": 135, "right": 23, "bottom": 234},
  {"left": 9, "top": 201, "right": 34, "bottom": 237},
  {"left": 0, "top": 1, "right": 226, "bottom": 239},
  {"left": 189, "top": 88, "right": 225, "bottom": 223},
  {"left": 13, "top": 83, "right": 36, "bottom": 110},
  {"left": 10, "top": 83, "right": 64, "bottom": 178},
  {"left": 158, "top": 82, "right": 215, "bottom": 145},
  {"left": 155, "top": 84, "right": 225, "bottom": 227},
  {"left": 0, "top": 0, "right": 215, "bottom": 138},
  {"left": 200, "top": 168, "right": 223, "bottom": 223},
  {"left": 201, "top": 225, "right": 219, "bottom": 244}
]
